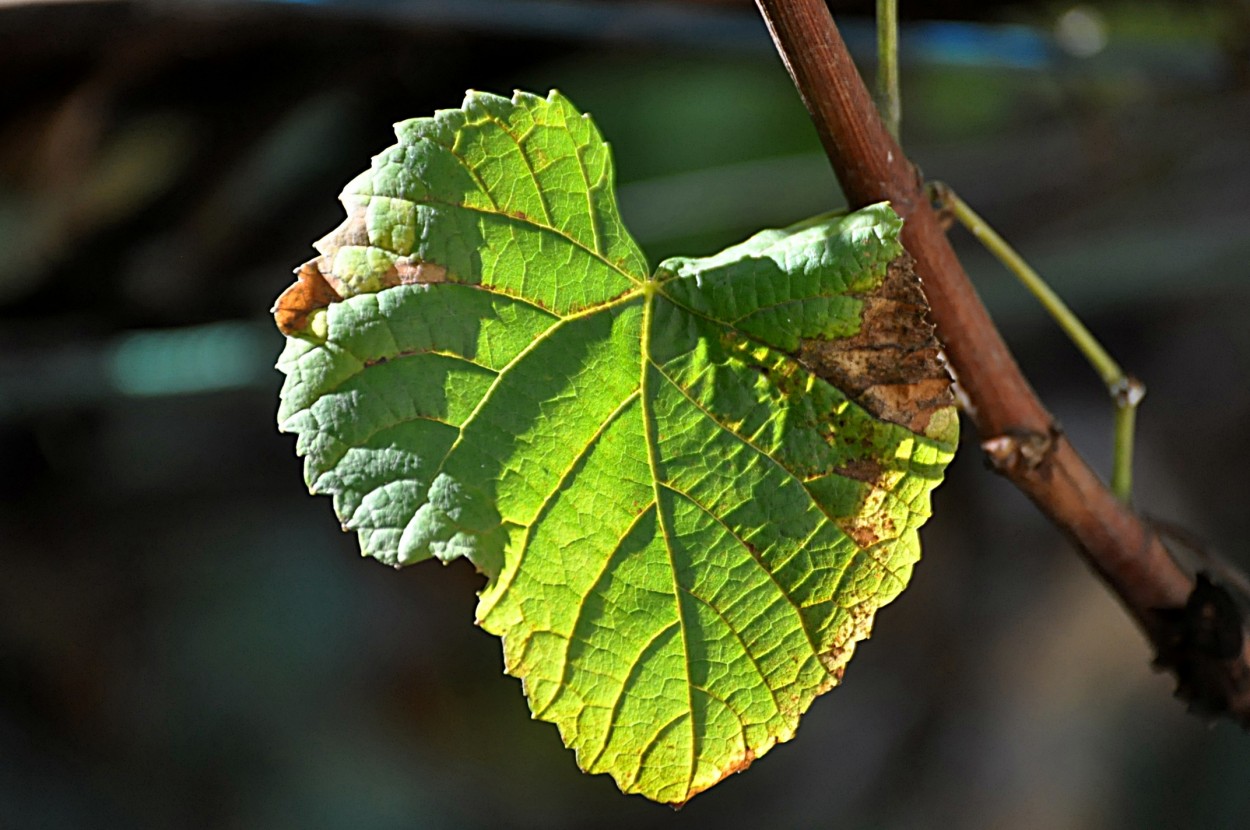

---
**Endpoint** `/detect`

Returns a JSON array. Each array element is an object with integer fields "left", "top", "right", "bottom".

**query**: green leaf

[{"left": 275, "top": 90, "right": 957, "bottom": 804}]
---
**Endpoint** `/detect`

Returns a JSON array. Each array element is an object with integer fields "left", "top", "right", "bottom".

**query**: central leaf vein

[{"left": 639, "top": 290, "right": 697, "bottom": 797}]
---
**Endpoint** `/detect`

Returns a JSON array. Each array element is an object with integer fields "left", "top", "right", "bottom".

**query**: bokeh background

[{"left": 3, "top": 1, "right": 1250, "bottom": 827}]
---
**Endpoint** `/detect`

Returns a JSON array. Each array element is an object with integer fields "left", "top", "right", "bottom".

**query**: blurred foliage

[{"left": 2, "top": 0, "right": 1250, "bottom": 828}]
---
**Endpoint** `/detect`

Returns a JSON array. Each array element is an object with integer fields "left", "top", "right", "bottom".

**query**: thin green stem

[
  {"left": 1113, "top": 401, "right": 1137, "bottom": 502},
  {"left": 931, "top": 182, "right": 1144, "bottom": 502},
  {"left": 876, "top": 0, "right": 900, "bottom": 138}
]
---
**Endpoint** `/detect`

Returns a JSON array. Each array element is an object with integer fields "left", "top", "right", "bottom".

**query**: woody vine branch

[{"left": 754, "top": 0, "right": 1250, "bottom": 723}]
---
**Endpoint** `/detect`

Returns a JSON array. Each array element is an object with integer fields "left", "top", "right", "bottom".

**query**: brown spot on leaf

[
  {"left": 797, "top": 253, "right": 954, "bottom": 436},
  {"left": 273, "top": 202, "right": 449, "bottom": 334},
  {"left": 833, "top": 457, "right": 882, "bottom": 484},
  {"left": 273, "top": 255, "right": 448, "bottom": 335},
  {"left": 840, "top": 521, "right": 880, "bottom": 549},
  {"left": 830, "top": 473, "right": 899, "bottom": 550},
  {"left": 819, "top": 602, "right": 876, "bottom": 676},
  {"left": 830, "top": 462, "right": 890, "bottom": 548},
  {"left": 272, "top": 261, "right": 343, "bottom": 335},
  {"left": 389, "top": 258, "right": 447, "bottom": 286}
]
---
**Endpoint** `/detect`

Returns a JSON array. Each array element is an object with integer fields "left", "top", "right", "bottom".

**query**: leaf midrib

[{"left": 639, "top": 287, "right": 698, "bottom": 799}]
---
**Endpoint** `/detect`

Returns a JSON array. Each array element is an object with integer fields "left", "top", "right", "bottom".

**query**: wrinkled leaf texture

[{"left": 275, "top": 90, "right": 956, "bottom": 804}]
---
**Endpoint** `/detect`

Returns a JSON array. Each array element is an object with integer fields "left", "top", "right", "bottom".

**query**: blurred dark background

[{"left": 2, "top": 1, "right": 1249, "bottom": 827}]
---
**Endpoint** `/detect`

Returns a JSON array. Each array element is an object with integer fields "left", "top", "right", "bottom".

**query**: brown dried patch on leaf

[
  {"left": 273, "top": 262, "right": 342, "bottom": 335},
  {"left": 828, "top": 463, "right": 898, "bottom": 549},
  {"left": 837, "top": 509, "right": 894, "bottom": 549},
  {"left": 819, "top": 602, "right": 876, "bottom": 678},
  {"left": 274, "top": 204, "right": 447, "bottom": 334},
  {"left": 833, "top": 457, "right": 882, "bottom": 483},
  {"left": 841, "top": 524, "right": 879, "bottom": 549},
  {"left": 313, "top": 203, "right": 450, "bottom": 290},
  {"left": 390, "top": 258, "right": 447, "bottom": 286},
  {"left": 798, "top": 253, "right": 953, "bottom": 436}
]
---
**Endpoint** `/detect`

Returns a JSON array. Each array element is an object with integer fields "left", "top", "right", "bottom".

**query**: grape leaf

[{"left": 274, "top": 90, "right": 957, "bottom": 804}]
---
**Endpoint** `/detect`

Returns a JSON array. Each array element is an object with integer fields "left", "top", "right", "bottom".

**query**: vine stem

[
  {"left": 754, "top": 0, "right": 1250, "bottom": 722},
  {"left": 931, "top": 182, "right": 1144, "bottom": 503}
]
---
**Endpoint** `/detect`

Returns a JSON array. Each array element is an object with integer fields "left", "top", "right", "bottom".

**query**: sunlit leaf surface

[{"left": 275, "top": 90, "right": 957, "bottom": 804}]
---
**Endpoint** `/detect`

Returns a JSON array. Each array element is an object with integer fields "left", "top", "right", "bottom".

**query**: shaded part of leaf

[
  {"left": 404, "top": 472, "right": 509, "bottom": 573},
  {"left": 655, "top": 203, "right": 904, "bottom": 353},
  {"left": 797, "top": 254, "right": 955, "bottom": 441},
  {"left": 275, "top": 283, "right": 560, "bottom": 566}
]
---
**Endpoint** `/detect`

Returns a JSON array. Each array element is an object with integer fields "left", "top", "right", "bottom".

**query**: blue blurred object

[
  {"left": 909, "top": 20, "right": 1052, "bottom": 69},
  {"left": 256, "top": 0, "right": 1055, "bottom": 68},
  {"left": 109, "top": 321, "right": 275, "bottom": 398}
]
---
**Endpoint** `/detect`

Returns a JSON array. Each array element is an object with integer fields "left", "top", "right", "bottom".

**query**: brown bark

[{"left": 755, "top": 0, "right": 1250, "bottom": 724}]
